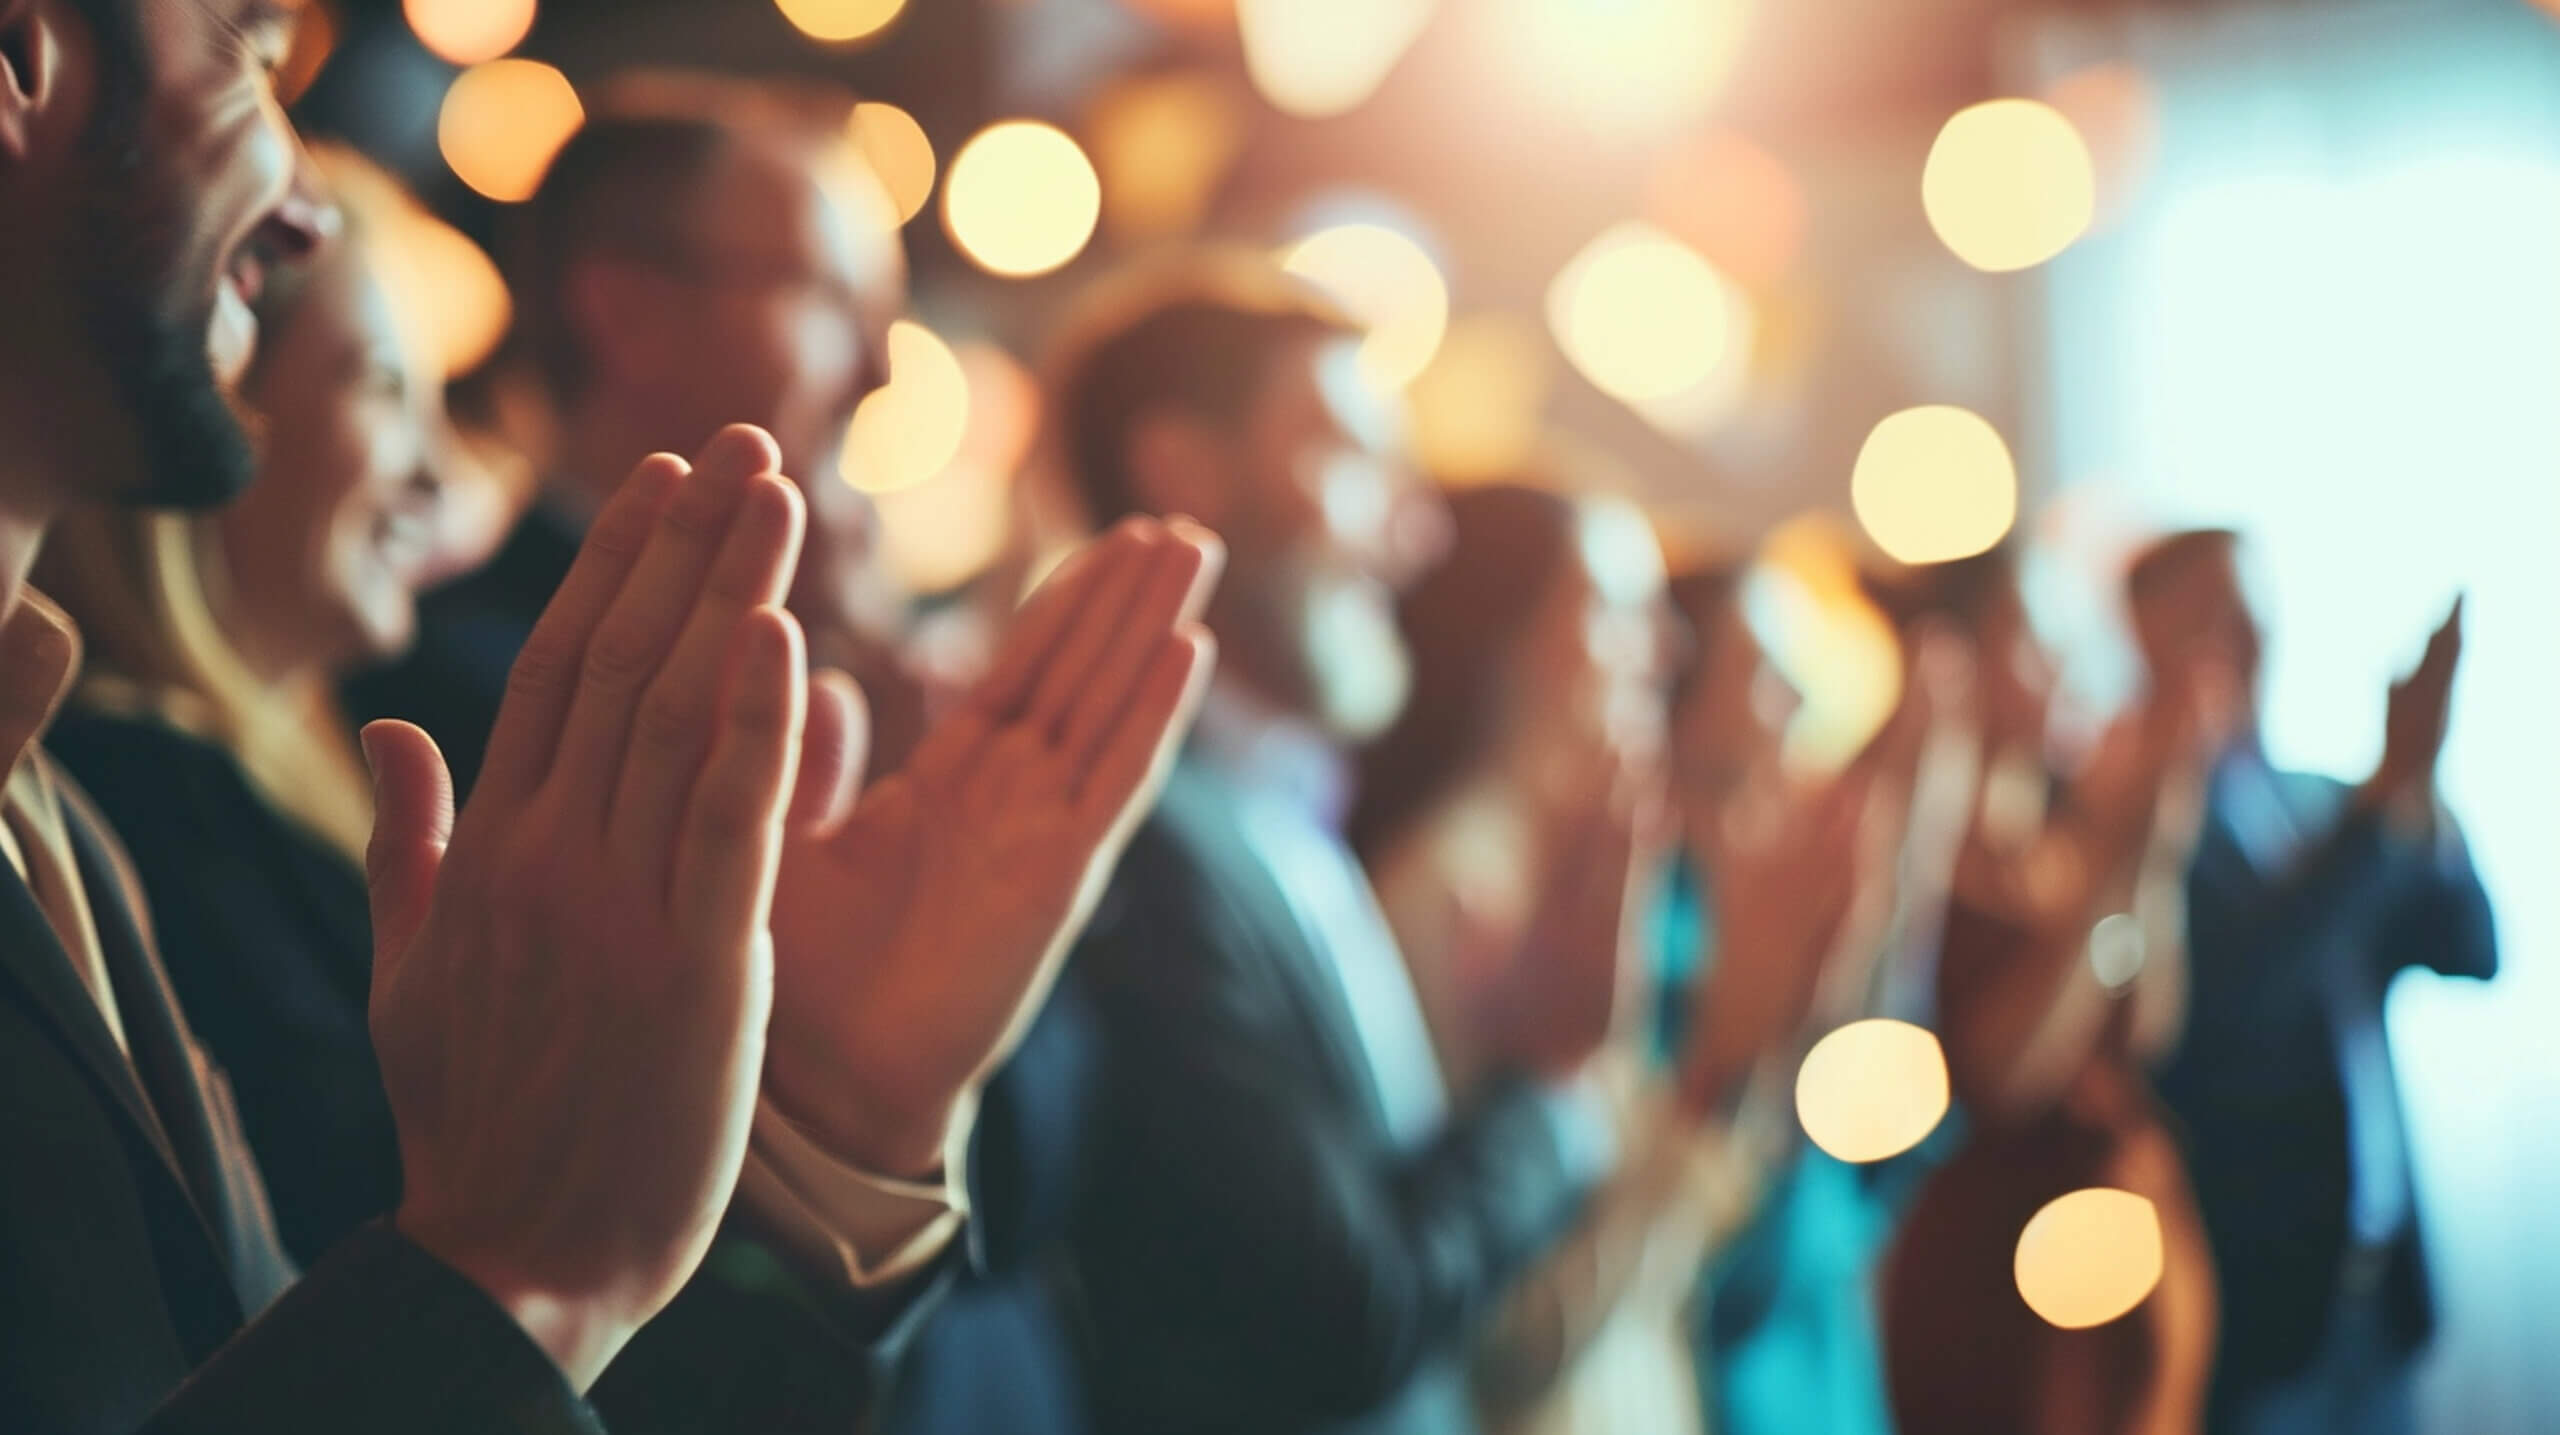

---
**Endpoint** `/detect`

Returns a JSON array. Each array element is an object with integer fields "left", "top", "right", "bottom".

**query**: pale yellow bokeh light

[
  {"left": 1236, "top": 0, "right": 1434, "bottom": 119},
  {"left": 842, "top": 321, "right": 970, "bottom": 495},
  {"left": 1851, "top": 405, "right": 2020, "bottom": 564},
  {"left": 1494, "top": 0, "right": 1749, "bottom": 136},
  {"left": 943, "top": 121, "right": 1102, "bottom": 278},
  {"left": 438, "top": 60, "right": 584, "bottom": 204},
  {"left": 390, "top": 214, "right": 514, "bottom": 380},
  {"left": 1088, "top": 71, "right": 1246, "bottom": 244},
  {"left": 1794, "top": 1018, "right": 1950, "bottom": 1163},
  {"left": 774, "top": 0, "right": 906, "bottom": 45},
  {"left": 1549, "top": 222, "right": 1747, "bottom": 409},
  {"left": 875, "top": 343, "right": 1040, "bottom": 592},
  {"left": 1923, "top": 98, "right": 2097, "bottom": 273},
  {"left": 1407, "top": 313, "right": 1550, "bottom": 482},
  {"left": 1281, "top": 224, "right": 1450, "bottom": 390},
  {"left": 2015, "top": 1188, "right": 2167, "bottom": 1329},
  {"left": 847, "top": 102, "right": 935, "bottom": 225},
  {"left": 405, "top": 0, "right": 534, "bottom": 66}
]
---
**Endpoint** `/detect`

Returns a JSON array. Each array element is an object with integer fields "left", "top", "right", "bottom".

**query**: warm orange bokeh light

[
  {"left": 1645, "top": 130, "right": 1807, "bottom": 288},
  {"left": 774, "top": 0, "right": 906, "bottom": 45},
  {"left": 1282, "top": 223, "right": 1450, "bottom": 390},
  {"left": 1851, "top": 405, "right": 2020, "bottom": 564},
  {"left": 842, "top": 321, "right": 970, "bottom": 495},
  {"left": 944, "top": 122, "right": 1102, "bottom": 278},
  {"left": 1088, "top": 71, "right": 1246, "bottom": 244},
  {"left": 438, "top": 60, "right": 583, "bottom": 204},
  {"left": 1794, "top": 1018, "right": 1951, "bottom": 1163},
  {"left": 849, "top": 102, "right": 936, "bottom": 225},
  {"left": 1923, "top": 99, "right": 2097, "bottom": 273},
  {"left": 404, "top": 0, "right": 534, "bottom": 67},
  {"left": 1407, "top": 313, "right": 1551, "bottom": 482},
  {"left": 2015, "top": 1188, "right": 2167, "bottom": 1329},
  {"left": 1236, "top": 0, "right": 1434, "bottom": 119}
]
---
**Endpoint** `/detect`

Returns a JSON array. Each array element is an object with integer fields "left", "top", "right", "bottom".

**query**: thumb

[
  {"left": 362, "top": 720, "right": 455, "bottom": 975},
  {"left": 790, "top": 669, "right": 871, "bottom": 839}
]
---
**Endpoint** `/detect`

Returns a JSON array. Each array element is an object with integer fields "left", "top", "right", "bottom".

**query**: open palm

[{"left": 764, "top": 519, "right": 1222, "bottom": 1172}]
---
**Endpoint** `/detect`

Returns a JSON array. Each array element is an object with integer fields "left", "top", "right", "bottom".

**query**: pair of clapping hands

[{"left": 362, "top": 427, "right": 1221, "bottom": 1385}]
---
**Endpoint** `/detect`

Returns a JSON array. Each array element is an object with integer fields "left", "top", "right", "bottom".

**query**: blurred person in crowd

[
  {"left": 0, "top": 3, "right": 1219, "bottom": 1426},
  {"left": 1678, "top": 563, "right": 1975, "bottom": 1435},
  {"left": 1876, "top": 547, "right": 2220, "bottom": 1435},
  {"left": 353, "top": 89, "right": 1122, "bottom": 1435},
  {"left": 1347, "top": 483, "right": 1893, "bottom": 1435},
  {"left": 1040, "top": 261, "right": 1627, "bottom": 1435},
  {"left": 36, "top": 141, "right": 511, "bottom": 1267},
  {"left": 351, "top": 99, "right": 928, "bottom": 793},
  {"left": 2130, "top": 531, "right": 2493, "bottom": 1435}
]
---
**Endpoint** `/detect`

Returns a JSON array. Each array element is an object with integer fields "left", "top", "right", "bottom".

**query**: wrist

[
  {"left": 762, "top": 1044, "right": 960, "bottom": 1180},
  {"left": 392, "top": 1202, "right": 639, "bottom": 1391}
]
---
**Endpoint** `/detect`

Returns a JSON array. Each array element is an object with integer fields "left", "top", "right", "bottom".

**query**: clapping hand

[
  {"left": 2367, "top": 597, "right": 2463, "bottom": 812},
  {"left": 364, "top": 427, "right": 810, "bottom": 1387},
  {"left": 762, "top": 518, "right": 1223, "bottom": 1175}
]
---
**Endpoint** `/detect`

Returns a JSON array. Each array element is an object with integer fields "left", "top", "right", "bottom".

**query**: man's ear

[
  {"left": 0, "top": 0, "right": 63, "bottom": 169},
  {"left": 1124, "top": 410, "right": 1236, "bottom": 530}
]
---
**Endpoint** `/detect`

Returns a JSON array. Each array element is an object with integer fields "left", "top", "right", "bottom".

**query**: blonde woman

[{"left": 36, "top": 143, "right": 512, "bottom": 1262}]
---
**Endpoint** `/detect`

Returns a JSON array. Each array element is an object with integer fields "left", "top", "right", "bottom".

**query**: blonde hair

[{"left": 35, "top": 142, "right": 426, "bottom": 866}]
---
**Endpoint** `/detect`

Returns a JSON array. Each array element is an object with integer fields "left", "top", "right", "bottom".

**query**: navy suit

[{"left": 2158, "top": 753, "right": 2496, "bottom": 1435}]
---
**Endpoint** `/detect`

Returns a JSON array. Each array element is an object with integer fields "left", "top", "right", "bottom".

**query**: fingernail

[{"left": 357, "top": 725, "right": 384, "bottom": 789}]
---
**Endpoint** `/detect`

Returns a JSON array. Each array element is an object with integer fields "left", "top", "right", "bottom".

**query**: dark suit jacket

[
  {"left": 0, "top": 756, "right": 602, "bottom": 1433},
  {"left": 2157, "top": 761, "right": 2497, "bottom": 1400},
  {"left": 1061, "top": 761, "right": 1594, "bottom": 1435},
  {"left": 43, "top": 708, "right": 945, "bottom": 1434}
]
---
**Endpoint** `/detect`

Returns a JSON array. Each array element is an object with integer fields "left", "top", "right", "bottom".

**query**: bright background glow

[
  {"left": 1282, "top": 222, "right": 1451, "bottom": 390},
  {"left": 943, "top": 121, "right": 1102, "bottom": 278},
  {"left": 2040, "top": 6, "right": 2560, "bottom": 1428},
  {"left": 437, "top": 59, "right": 583, "bottom": 203}
]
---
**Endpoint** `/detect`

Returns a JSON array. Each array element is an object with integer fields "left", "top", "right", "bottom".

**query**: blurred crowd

[{"left": 0, "top": 10, "right": 2500, "bottom": 1435}]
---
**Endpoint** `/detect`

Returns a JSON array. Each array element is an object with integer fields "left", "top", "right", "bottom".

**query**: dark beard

[{"left": 72, "top": 122, "right": 261, "bottom": 511}]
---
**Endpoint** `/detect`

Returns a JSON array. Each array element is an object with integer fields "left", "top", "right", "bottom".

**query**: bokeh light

[
  {"left": 1923, "top": 98, "right": 2097, "bottom": 273},
  {"left": 849, "top": 102, "right": 935, "bottom": 225},
  {"left": 774, "top": 0, "right": 906, "bottom": 45},
  {"left": 1851, "top": 405, "right": 2020, "bottom": 564},
  {"left": 875, "top": 343, "right": 1041, "bottom": 593},
  {"left": 1794, "top": 1018, "right": 1951, "bottom": 1163},
  {"left": 2014, "top": 1188, "right": 2167, "bottom": 1329},
  {"left": 2045, "top": 62, "right": 2163, "bottom": 231},
  {"left": 1121, "top": 0, "right": 1238, "bottom": 27},
  {"left": 1281, "top": 223, "right": 1450, "bottom": 390},
  {"left": 1237, "top": 0, "right": 1435, "bottom": 119},
  {"left": 438, "top": 59, "right": 584, "bottom": 204},
  {"left": 404, "top": 0, "right": 534, "bottom": 67},
  {"left": 1087, "top": 71, "right": 1247, "bottom": 244},
  {"left": 943, "top": 121, "right": 1102, "bottom": 278},
  {"left": 842, "top": 321, "right": 970, "bottom": 495},
  {"left": 1407, "top": 313, "right": 1551, "bottom": 482},
  {"left": 1549, "top": 222, "right": 1749, "bottom": 406},
  {"left": 390, "top": 214, "right": 513, "bottom": 380},
  {"left": 277, "top": 0, "right": 337, "bottom": 106},
  {"left": 1644, "top": 130, "right": 1807, "bottom": 288},
  {"left": 1491, "top": 0, "right": 1750, "bottom": 136}
]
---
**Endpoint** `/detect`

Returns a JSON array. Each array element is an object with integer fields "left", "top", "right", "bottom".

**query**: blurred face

[
  {"left": 1207, "top": 336, "right": 1451, "bottom": 740},
  {"left": 216, "top": 229, "right": 465, "bottom": 673},
  {"left": 6, "top": 0, "right": 329, "bottom": 511},
  {"left": 2133, "top": 541, "right": 2265, "bottom": 718},
  {"left": 1521, "top": 500, "right": 1676, "bottom": 772}
]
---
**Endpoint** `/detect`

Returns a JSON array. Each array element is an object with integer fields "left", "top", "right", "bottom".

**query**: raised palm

[{"left": 764, "top": 519, "right": 1222, "bottom": 1172}]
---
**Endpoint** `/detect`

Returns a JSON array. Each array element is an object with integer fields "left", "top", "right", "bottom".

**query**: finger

[
  {"left": 1165, "top": 517, "right": 1227, "bottom": 624},
  {"left": 672, "top": 607, "right": 805, "bottom": 958},
  {"left": 552, "top": 427, "right": 781, "bottom": 825},
  {"left": 789, "top": 669, "right": 870, "bottom": 839},
  {"left": 475, "top": 454, "right": 686, "bottom": 806},
  {"left": 608, "top": 474, "right": 807, "bottom": 854},
  {"left": 1058, "top": 529, "right": 1218, "bottom": 769},
  {"left": 361, "top": 720, "right": 456, "bottom": 985},
  {"left": 971, "top": 535, "right": 1116, "bottom": 721},
  {"left": 1027, "top": 522, "right": 1168, "bottom": 736},
  {"left": 1073, "top": 627, "right": 1216, "bottom": 832}
]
